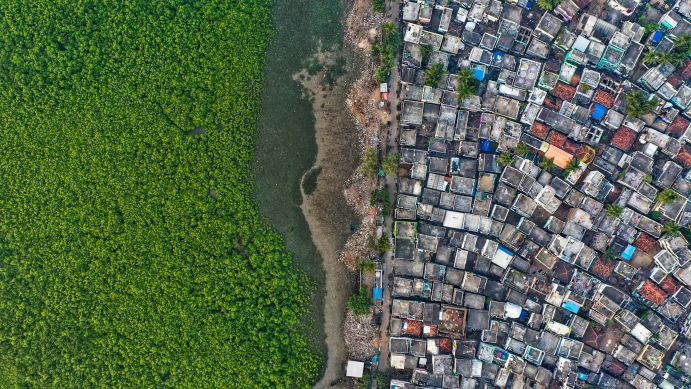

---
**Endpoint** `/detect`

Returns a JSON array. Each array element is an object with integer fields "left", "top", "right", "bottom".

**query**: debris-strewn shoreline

[{"left": 341, "top": 0, "right": 387, "bottom": 271}]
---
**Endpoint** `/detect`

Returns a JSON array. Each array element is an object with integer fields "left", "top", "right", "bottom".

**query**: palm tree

[
  {"left": 563, "top": 157, "right": 581, "bottom": 174},
  {"left": 657, "top": 188, "right": 679, "bottom": 204},
  {"left": 381, "top": 21, "right": 395, "bottom": 35},
  {"left": 382, "top": 152, "right": 399, "bottom": 177},
  {"left": 605, "top": 204, "right": 623, "bottom": 218},
  {"left": 537, "top": 0, "right": 558, "bottom": 11},
  {"left": 674, "top": 34, "right": 691, "bottom": 52},
  {"left": 656, "top": 52, "right": 674, "bottom": 65},
  {"left": 670, "top": 35, "right": 691, "bottom": 66},
  {"left": 498, "top": 152, "right": 515, "bottom": 166},
  {"left": 424, "top": 63, "right": 445, "bottom": 87},
  {"left": 356, "top": 258, "right": 377, "bottom": 273},
  {"left": 643, "top": 50, "right": 659, "bottom": 65},
  {"left": 515, "top": 142, "right": 530, "bottom": 156},
  {"left": 662, "top": 221, "right": 681, "bottom": 237},
  {"left": 626, "top": 91, "right": 657, "bottom": 118},
  {"left": 457, "top": 68, "right": 479, "bottom": 100},
  {"left": 539, "top": 157, "right": 555, "bottom": 171}
]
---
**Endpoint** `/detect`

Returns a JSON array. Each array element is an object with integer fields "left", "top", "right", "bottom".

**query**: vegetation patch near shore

[{"left": 0, "top": 1, "right": 318, "bottom": 387}]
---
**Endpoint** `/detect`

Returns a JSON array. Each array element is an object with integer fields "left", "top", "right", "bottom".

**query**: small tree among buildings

[
  {"left": 606, "top": 204, "right": 623, "bottom": 218},
  {"left": 657, "top": 188, "right": 679, "bottom": 205},
  {"left": 457, "top": 68, "right": 480, "bottom": 100},
  {"left": 497, "top": 152, "right": 515, "bottom": 166},
  {"left": 424, "top": 63, "right": 445, "bottom": 88},
  {"left": 347, "top": 290, "right": 373, "bottom": 315}
]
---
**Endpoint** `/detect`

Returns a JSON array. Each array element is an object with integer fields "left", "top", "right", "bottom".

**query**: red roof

[
  {"left": 438, "top": 338, "right": 453, "bottom": 353},
  {"left": 668, "top": 115, "right": 689, "bottom": 138},
  {"left": 423, "top": 324, "right": 438, "bottom": 337},
  {"left": 676, "top": 145, "right": 691, "bottom": 168},
  {"left": 562, "top": 140, "right": 580, "bottom": 155},
  {"left": 593, "top": 90, "right": 614, "bottom": 108},
  {"left": 659, "top": 276, "right": 680, "bottom": 294},
  {"left": 680, "top": 60, "right": 691, "bottom": 82},
  {"left": 530, "top": 122, "right": 550, "bottom": 140},
  {"left": 552, "top": 82, "right": 576, "bottom": 101},
  {"left": 667, "top": 74, "right": 683, "bottom": 88},
  {"left": 610, "top": 127, "right": 637, "bottom": 152},
  {"left": 638, "top": 280, "right": 668, "bottom": 306},
  {"left": 403, "top": 320, "right": 422, "bottom": 336},
  {"left": 603, "top": 358, "right": 627, "bottom": 376},
  {"left": 635, "top": 233, "right": 657, "bottom": 253},
  {"left": 548, "top": 131, "right": 567, "bottom": 148},
  {"left": 606, "top": 187, "right": 621, "bottom": 203},
  {"left": 591, "top": 258, "right": 615, "bottom": 280},
  {"left": 543, "top": 97, "right": 562, "bottom": 111}
]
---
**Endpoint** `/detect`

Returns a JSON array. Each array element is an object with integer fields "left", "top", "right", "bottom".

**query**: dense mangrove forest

[{"left": 0, "top": 1, "right": 319, "bottom": 386}]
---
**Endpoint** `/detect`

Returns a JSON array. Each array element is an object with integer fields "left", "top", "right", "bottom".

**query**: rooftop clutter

[{"left": 389, "top": 0, "right": 691, "bottom": 387}]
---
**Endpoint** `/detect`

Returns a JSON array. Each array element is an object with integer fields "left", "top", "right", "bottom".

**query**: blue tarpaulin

[
  {"left": 473, "top": 66, "right": 485, "bottom": 81},
  {"left": 621, "top": 245, "right": 636, "bottom": 261},
  {"left": 373, "top": 287, "right": 383, "bottom": 300},
  {"left": 479, "top": 139, "right": 493, "bottom": 152},
  {"left": 592, "top": 103, "right": 607, "bottom": 121},
  {"left": 652, "top": 30, "right": 664, "bottom": 45},
  {"left": 492, "top": 51, "right": 504, "bottom": 65}
]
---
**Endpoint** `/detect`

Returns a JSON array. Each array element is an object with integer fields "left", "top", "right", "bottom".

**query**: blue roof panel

[
  {"left": 592, "top": 103, "right": 607, "bottom": 121},
  {"left": 622, "top": 245, "right": 636, "bottom": 261},
  {"left": 473, "top": 67, "right": 485, "bottom": 81},
  {"left": 562, "top": 300, "right": 580, "bottom": 314},
  {"left": 373, "top": 287, "right": 383, "bottom": 300}
]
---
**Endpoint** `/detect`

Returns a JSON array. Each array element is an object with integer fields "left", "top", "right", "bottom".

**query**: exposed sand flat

[{"left": 294, "top": 52, "right": 360, "bottom": 388}]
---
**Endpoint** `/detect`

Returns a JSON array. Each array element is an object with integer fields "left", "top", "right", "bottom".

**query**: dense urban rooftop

[{"left": 386, "top": 0, "right": 691, "bottom": 387}]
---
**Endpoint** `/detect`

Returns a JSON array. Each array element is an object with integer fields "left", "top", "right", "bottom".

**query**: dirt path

[{"left": 294, "top": 54, "right": 359, "bottom": 389}]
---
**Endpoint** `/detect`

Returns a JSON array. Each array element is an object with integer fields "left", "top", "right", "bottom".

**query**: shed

[{"left": 346, "top": 360, "right": 365, "bottom": 378}]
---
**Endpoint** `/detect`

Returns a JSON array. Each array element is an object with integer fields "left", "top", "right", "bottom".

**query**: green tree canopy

[
  {"left": 626, "top": 91, "right": 658, "bottom": 118},
  {"left": 347, "top": 291, "right": 373, "bottom": 315},
  {"left": 457, "top": 68, "right": 480, "bottom": 100},
  {"left": 0, "top": 1, "right": 319, "bottom": 387},
  {"left": 424, "top": 63, "right": 445, "bottom": 88}
]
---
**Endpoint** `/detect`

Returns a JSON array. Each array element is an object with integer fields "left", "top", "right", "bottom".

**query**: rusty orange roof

[
  {"left": 548, "top": 132, "right": 567, "bottom": 148},
  {"left": 660, "top": 276, "right": 680, "bottom": 294},
  {"left": 680, "top": 59, "right": 691, "bottom": 81},
  {"left": 638, "top": 280, "right": 668, "bottom": 306},
  {"left": 593, "top": 90, "right": 614, "bottom": 108},
  {"left": 530, "top": 122, "right": 550, "bottom": 140},
  {"left": 439, "top": 338, "right": 453, "bottom": 353},
  {"left": 611, "top": 127, "right": 637, "bottom": 151},
  {"left": 543, "top": 97, "right": 562, "bottom": 111},
  {"left": 668, "top": 115, "right": 689, "bottom": 138},
  {"left": 403, "top": 319, "right": 422, "bottom": 336},
  {"left": 676, "top": 146, "right": 691, "bottom": 168},
  {"left": 562, "top": 140, "right": 580, "bottom": 155},
  {"left": 591, "top": 258, "right": 614, "bottom": 280},
  {"left": 635, "top": 233, "right": 657, "bottom": 253},
  {"left": 544, "top": 145, "right": 573, "bottom": 169},
  {"left": 552, "top": 82, "right": 576, "bottom": 101}
]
